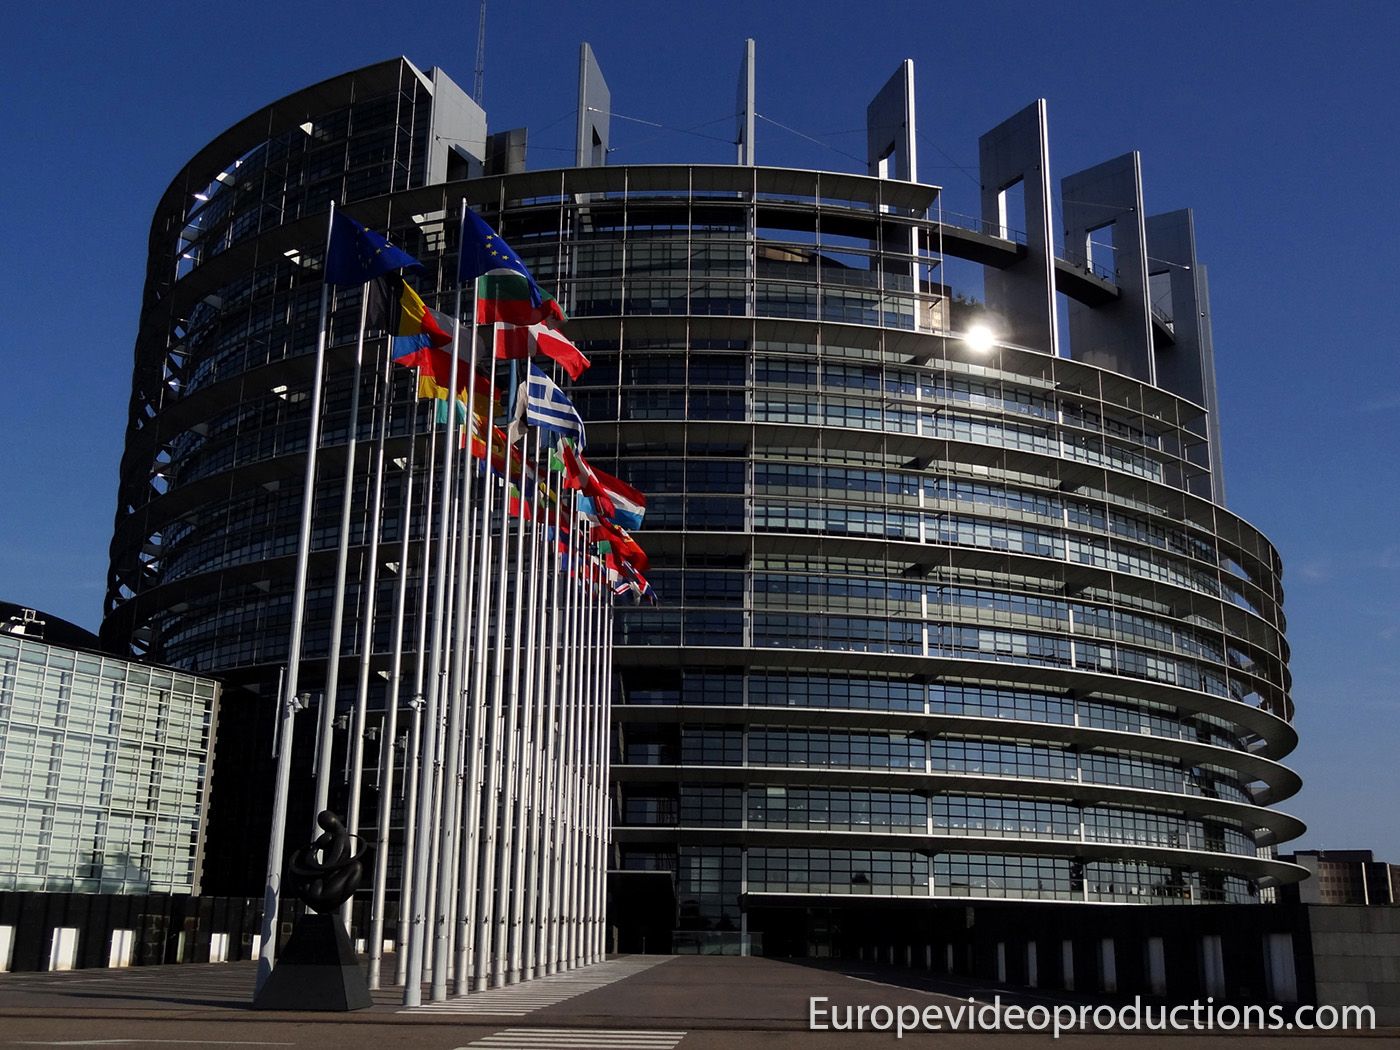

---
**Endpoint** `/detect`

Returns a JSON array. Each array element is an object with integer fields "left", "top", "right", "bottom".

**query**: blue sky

[{"left": 2, "top": 1, "right": 1397, "bottom": 856}]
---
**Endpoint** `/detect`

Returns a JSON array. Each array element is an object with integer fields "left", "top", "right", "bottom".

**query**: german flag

[{"left": 392, "top": 345, "right": 499, "bottom": 419}]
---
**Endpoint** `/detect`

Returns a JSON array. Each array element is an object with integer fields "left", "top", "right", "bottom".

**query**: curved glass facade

[
  {"left": 103, "top": 59, "right": 478, "bottom": 890},
  {"left": 521, "top": 165, "right": 1302, "bottom": 931},
  {"left": 104, "top": 61, "right": 1302, "bottom": 919}
]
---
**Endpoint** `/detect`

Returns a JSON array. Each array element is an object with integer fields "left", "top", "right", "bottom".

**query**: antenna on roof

[{"left": 473, "top": 0, "right": 488, "bottom": 104}]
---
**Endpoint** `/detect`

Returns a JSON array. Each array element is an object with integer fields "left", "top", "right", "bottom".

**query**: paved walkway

[
  {"left": 461, "top": 1028, "right": 687, "bottom": 1050},
  {"left": 400, "top": 957, "right": 672, "bottom": 1016},
  {"left": 1, "top": 954, "right": 1394, "bottom": 1047}
]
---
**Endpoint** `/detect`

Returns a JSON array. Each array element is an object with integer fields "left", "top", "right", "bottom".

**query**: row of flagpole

[{"left": 254, "top": 198, "right": 650, "bottom": 1004}]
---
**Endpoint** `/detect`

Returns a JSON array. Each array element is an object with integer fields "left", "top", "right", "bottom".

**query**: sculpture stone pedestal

[{"left": 252, "top": 913, "right": 372, "bottom": 1011}]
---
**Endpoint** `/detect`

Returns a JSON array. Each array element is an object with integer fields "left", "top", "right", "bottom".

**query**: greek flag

[{"left": 522, "top": 363, "right": 586, "bottom": 449}]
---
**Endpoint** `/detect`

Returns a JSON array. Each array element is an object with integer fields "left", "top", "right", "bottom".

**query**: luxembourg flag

[{"left": 591, "top": 465, "right": 646, "bottom": 531}]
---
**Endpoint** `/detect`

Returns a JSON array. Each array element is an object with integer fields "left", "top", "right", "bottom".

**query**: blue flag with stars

[
  {"left": 458, "top": 209, "right": 543, "bottom": 306},
  {"left": 324, "top": 211, "right": 423, "bottom": 286}
]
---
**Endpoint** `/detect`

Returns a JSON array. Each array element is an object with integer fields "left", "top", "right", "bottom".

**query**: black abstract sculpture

[
  {"left": 252, "top": 810, "right": 375, "bottom": 1011},
  {"left": 288, "top": 810, "right": 371, "bottom": 913}
]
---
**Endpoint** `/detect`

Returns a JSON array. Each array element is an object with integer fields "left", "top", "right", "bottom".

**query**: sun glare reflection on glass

[{"left": 963, "top": 325, "right": 996, "bottom": 354}]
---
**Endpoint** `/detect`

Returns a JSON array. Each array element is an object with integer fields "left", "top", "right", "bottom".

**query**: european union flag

[
  {"left": 324, "top": 212, "right": 423, "bottom": 286},
  {"left": 458, "top": 209, "right": 543, "bottom": 306}
]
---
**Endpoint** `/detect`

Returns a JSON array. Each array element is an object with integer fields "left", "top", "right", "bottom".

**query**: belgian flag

[{"left": 368, "top": 275, "right": 453, "bottom": 356}]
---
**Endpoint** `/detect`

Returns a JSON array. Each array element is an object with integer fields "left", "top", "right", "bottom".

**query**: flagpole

[
  {"left": 598, "top": 585, "right": 615, "bottom": 958},
  {"left": 452, "top": 483, "right": 482, "bottom": 993},
  {"left": 452, "top": 271, "right": 485, "bottom": 994},
  {"left": 582, "top": 568, "right": 598, "bottom": 965},
  {"left": 439, "top": 247, "right": 488, "bottom": 998},
  {"left": 442, "top": 473, "right": 478, "bottom": 983},
  {"left": 461, "top": 300, "right": 499, "bottom": 993},
  {"left": 576, "top": 541, "right": 594, "bottom": 968},
  {"left": 422, "top": 447, "right": 460, "bottom": 988},
  {"left": 582, "top": 571, "right": 599, "bottom": 968},
  {"left": 428, "top": 448, "right": 460, "bottom": 992},
  {"left": 570, "top": 501, "right": 587, "bottom": 970},
  {"left": 368, "top": 383, "right": 420, "bottom": 990},
  {"left": 461, "top": 448, "right": 493, "bottom": 992},
  {"left": 537, "top": 490, "right": 565, "bottom": 976},
  {"left": 465, "top": 335, "right": 500, "bottom": 992},
  {"left": 593, "top": 568, "right": 607, "bottom": 962},
  {"left": 344, "top": 327, "right": 394, "bottom": 933},
  {"left": 517, "top": 426, "right": 546, "bottom": 979},
  {"left": 532, "top": 452, "right": 553, "bottom": 974},
  {"left": 420, "top": 459, "right": 464, "bottom": 985},
  {"left": 561, "top": 503, "right": 583, "bottom": 970},
  {"left": 404, "top": 251, "right": 462, "bottom": 1008},
  {"left": 256, "top": 201, "right": 338, "bottom": 995},
  {"left": 594, "top": 574, "right": 611, "bottom": 961},
  {"left": 602, "top": 588, "right": 613, "bottom": 957},
  {"left": 570, "top": 501, "right": 588, "bottom": 971},
  {"left": 592, "top": 558, "right": 606, "bottom": 962},
  {"left": 495, "top": 386, "right": 532, "bottom": 985},
  {"left": 579, "top": 549, "right": 598, "bottom": 969},
  {"left": 313, "top": 279, "right": 373, "bottom": 843},
  {"left": 453, "top": 273, "right": 492, "bottom": 996},
  {"left": 494, "top": 378, "right": 531, "bottom": 985},
  {"left": 482, "top": 359, "right": 519, "bottom": 990},
  {"left": 568, "top": 550, "right": 588, "bottom": 971},
  {"left": 551, "top": 499, "right": 573, "bottom": 974},
  {"left": 472, "top": 339, "right": 509, "bottom": 992},
  {"left": 585, "top": 553, "right": 600, "bottom": 965},
  {"left": 591, "top": 555, "right": 606, "bottom": 962},
  {"left": 396, "top": 406, "right": 435, "bottom": 990},
  {"left": 431, "top": 218, "right": 472, "bottom": 998}
]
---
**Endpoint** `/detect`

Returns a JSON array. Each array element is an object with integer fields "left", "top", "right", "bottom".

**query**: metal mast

[{"left": 473, "top": 0, "right": 487, "bottom": 103}]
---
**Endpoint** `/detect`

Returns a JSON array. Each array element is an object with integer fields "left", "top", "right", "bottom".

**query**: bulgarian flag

[
  {"left": 493, "top": 322, "right": 590, "bottom": 380},
  {"left": 476, "top": 273, "right": 566, "bottom": 327}
]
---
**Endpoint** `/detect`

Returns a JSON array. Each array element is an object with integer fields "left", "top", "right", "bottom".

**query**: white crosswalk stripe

[
  {"left": 457, "top": 1029, "right": 686, "bottom": 1050},
  {"left": 400, "top": 957, "right": 671, "bottom": 1016}
]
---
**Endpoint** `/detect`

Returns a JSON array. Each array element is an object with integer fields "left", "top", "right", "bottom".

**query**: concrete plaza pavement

[{"left": 0, "top": 954, "right": 1393, "bottom": 1047}]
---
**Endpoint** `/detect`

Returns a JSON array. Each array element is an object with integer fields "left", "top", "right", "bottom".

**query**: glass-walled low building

[{"left": 0, "top": 608, "right": 219, "bottom": 895}]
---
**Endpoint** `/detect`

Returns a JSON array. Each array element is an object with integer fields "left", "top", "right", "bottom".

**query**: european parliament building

[{"left": 103, "top": 50, "right": 1303, "bottom": 973}]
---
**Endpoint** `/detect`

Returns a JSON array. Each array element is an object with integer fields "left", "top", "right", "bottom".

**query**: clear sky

[{"left": 2, "top": 1, "right": 1397, "bottom": 857}]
